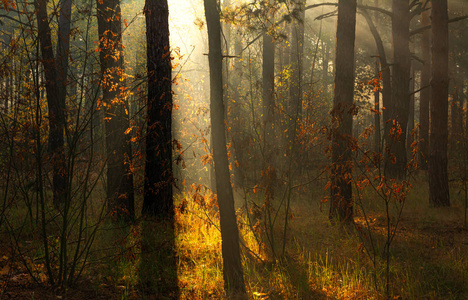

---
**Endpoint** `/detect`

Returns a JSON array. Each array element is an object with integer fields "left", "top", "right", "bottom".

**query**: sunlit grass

[{"left": 28, "top": 173, "right": 466, "bottom": 299}]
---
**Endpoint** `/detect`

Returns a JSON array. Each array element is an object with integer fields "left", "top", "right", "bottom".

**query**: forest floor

[{"left": 0, "top": 174, "right": 467, "bottom": 299}]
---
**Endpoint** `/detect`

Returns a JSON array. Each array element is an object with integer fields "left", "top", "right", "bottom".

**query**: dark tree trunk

[
  {"left": 263, "top": 32, "right": 275, "bottom": 163},
  {"left": 56, "top": 0, "right": 72, "bottom": 111},
  {"left": 35, "top": 0, "right": 67, "bottom": 208},
  {"left": 374, "top": 60, "right": 381, "bottom": 154},
  {"left": 142, "top": 0, "right": 173, "bottom": 218},
  {"left": 321, "top": 39, "right": 329, "bottom": 99},
  {"left": 419, "top": 6, "right": 431, "bottom": 170},
  {"left": 386, "top": 0, "right": 411, "bottom": 180},
  {"left": 96, "top": 0, "right": 134, "bottom": 221},
  {"left": 140, "top": 5, "right": 177, "bottom": 296},
  {"left": 450, "top": 65, "right": 463, "bottom": 140},
  {"left": 373, "top": 0, "right": 380, "bottom": 154},
  {"left": 289, "top": 0, "right": 305, "bottom": 129},
  {"left": 429, "top": 0, "right": 450, "bottom": 207},
  {"left": 203, "top": 0, "right": 246, "bottom": 295},
  {"left": 329, "top": 0, "right": 357, "bottom": 225},
  {"left": 407, "top": 65, "right": 415, "bottom": 151},
  {"left": 262, "top": 27, "right": 276, "bottom": 221},
  {"left": 460, "top": 79, "right": 465, "bottom": 135}
]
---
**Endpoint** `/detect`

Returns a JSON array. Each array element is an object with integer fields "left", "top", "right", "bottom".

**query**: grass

[{"left": 1, "top": 172, "right": 468, "bottom": 299}]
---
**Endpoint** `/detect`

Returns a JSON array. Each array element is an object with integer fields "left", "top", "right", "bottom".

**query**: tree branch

[{"left": 410, "top": 15, "right": 468, "bottom": 36}]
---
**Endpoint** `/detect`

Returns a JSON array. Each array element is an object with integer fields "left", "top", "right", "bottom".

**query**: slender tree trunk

[
  {"left": 373, "top": 0, "right": 380, "bottom": 154},
  {"left": 407, "top": 65, "right": 415, "bottom": 151},
  {"left": 262, "top": 25, "right": 276, "bottom": 213},
  {"left": 263, "top": 31, "right": 275, "bottom": 163},
  {"left": 420, "top": 5, "right": 431, "bottom": 170},
  {"left": 321, "top": 39, "right": 329, "bottom": 99},
  {"left": 96, "top": 0, "right": 134, "bottom": 221},
  {"left": 204, "top": 0, "right": 246, "bottom": 295},
  {"left": 329, "top": 0, "right": 357, "bottom": 225},
  {"left": 429, "top": 0, "right": 450, "bottom": 207},
  {"left": 451, "top": 65, "right": 463, "bottom": 140},
  {"left": 289, "top": 0, "right": 305, "bottom": 132},
  {"left": 460, "top": 79, "right": 465, "bottom": 135},
  {"left": 35, "top": 0, "right": 67, "bottom": 208},
  {"left": 362, "top": 9, "right": 392, "bottom": 168},
  {"left": 230, "top": 32, "right": 245, "bottom": 188},
  {"left": 56, "top": 0, "right": 72, "bottom": 111},
  {"left": 374, "top": 59, "right": 381, "bottom": 154}
]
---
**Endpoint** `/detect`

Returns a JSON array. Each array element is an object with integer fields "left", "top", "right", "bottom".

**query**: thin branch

[{"left": 410, "top": 15, "right": 468, "bottom": 36}]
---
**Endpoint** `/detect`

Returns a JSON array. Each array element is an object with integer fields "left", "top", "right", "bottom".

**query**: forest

[{"left": 0, "top": 0, "right": 467, "bottom": 298}]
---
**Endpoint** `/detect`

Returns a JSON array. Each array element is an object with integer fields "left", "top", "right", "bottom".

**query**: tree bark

[
  {"left": 56, "top": 0, "right": 72, "bottom": 112},
  {"left": 419, "top": 5, "right": 431, "bottom": 170},
  {"left": 386, "top": 0, "right": 411, "bottom": 180},
  {"left": 429, "top": 0, "right": 450, "bottom": 207},
  {"left": 263, "top": 31, "right": 275, "bottom": 163},
  {"left": 361, "top": 9, "right": 392, "bottom": 167},
  {"left": 204, "top": 0, "right": 246, "bottom": 295},
  {"left": 142, "top": 0, "right": 173, "bottom": 218},
  {"left": 34, "top": 0, "right": 67, "bottom": 208},
  {"left": 289, "top": 0, "right": 305, "bottom": 133},
  {"left": 329, "top": 0, "right": 357, "bottom": 225},
  {"left": 96, "top": 0, "right": 134, "bottom": 221}
]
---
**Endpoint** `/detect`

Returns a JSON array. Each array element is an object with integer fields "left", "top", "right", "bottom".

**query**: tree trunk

[
  {"left": 56, "top": 0, "right": 72, "bottom": 112},
  {"left": 429, "top": 0, "right": 450, "bottom": 207},
  {"left": 419, "top": 5, "right": 431, "bottom": 170},
  {"left": 230, "top": 33, "right": 245, "bottom": 188},
  {"left": 142, "top": 0, "right": 174, "bottom": 218},
  {"left": 289, "top": 0, "right": 305, "bottom": 133},
  {"left": 34, "top": 0, "right": 67, "bottom": 208},
  {"left": 96, "top": 0, "right": 134, "bottom": 221},
  {"left": 407, "top": 65, "right": 415, "bottom": 151},
  {"left": 374, "top": 59, "right": 381, "bottom": 154},
  {"left": 373, "top": 0, "right": 380, "bottom": 154},
  {"left": 321, "top": 38, "right": 329, "bottom": 99},
  {"left": 329, "top": 0, "right": 357, "bottom": 225},
  {"left": 203, "top": 0, "right": 246, "bottom": 295},
  {"left": 450, "top": 65, "right": 463, "bottom": 140},
  {"left": 361, "top": 9, "right": 392, "bottom": 168},
  {"left": 263, "top": 31, "right": 275, "bottom": 164},
  {"left": 387, "top": 0, "right": 411, "bottom": 180}
]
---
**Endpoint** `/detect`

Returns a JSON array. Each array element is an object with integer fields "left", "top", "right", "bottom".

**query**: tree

[
  {"left": 263, "top": 18, "right": 276, "bottom": 188},
  {"left": 289, "top": 0, "right": 305, "bottom": 124},
  {"left": 361, "top": 7, "right": 392, "bottom": 167},
  {"left": 204, "top": 0, "right": 247, "bottom": 295},
  {"left": 429, "top": 0, "right": 450, "bottom": 207},
  {"left": 34, "top": 0, "right": 67, "bottom": 208},
  {"left": 142, "top": 0, "right": 173, "bottom": 218},
  {"left": 96, "top": 0, "right": 134, "bottom": 221},
  {"left": 329, "top": 0, "right": 357, "bottom": 225},
  {"left": 386, "top": 0, "right": 411, "bottom": 180},
  {"left": 419, "top": 4, "right": 431, "bottom": 170}
]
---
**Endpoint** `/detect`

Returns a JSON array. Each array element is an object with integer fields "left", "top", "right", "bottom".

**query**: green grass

[{"left": 2, "top": 172, "right": 468, "bottom": 299}]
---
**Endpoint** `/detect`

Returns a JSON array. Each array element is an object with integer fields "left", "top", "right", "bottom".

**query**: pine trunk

[
  {"left": 204, "top": 0, "right": 246, "bottom": 295},
  {"left": 97, "top": 0, "right": 135, "bottom": 221},
  {"left": 329, "top": 0, "right": 357, "bottom": 225},
  {"left": 429, "top": 0, "right": 450, "bottom": 207}
]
